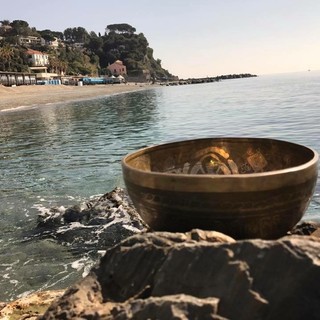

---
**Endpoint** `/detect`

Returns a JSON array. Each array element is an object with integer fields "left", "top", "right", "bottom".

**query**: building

[
  {"left": 26, "top": 49, "right": 49, "bottom": 67},
  {"left": 25, "top": 49, "right": 58, "bottom": 82},
  {"left": 19, "top": 36, "right": 42, "bottom": 46},
  {"left": 45, "top": 37, "right": 60, "bottom": 49},
  {"left": 71, "top": 42, "right": 84, "bottom": 50},
  {"left": 107, "top": 60, "right": 127, "bottom": 76}
]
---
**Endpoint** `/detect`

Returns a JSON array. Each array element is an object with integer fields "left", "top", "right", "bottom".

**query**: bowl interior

[{"left": 126, "top": 138, "right": 315, "bottom": 175}]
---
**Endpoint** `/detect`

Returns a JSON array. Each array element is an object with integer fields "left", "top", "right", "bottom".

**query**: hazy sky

[{"left": 2, "top": 0, "right": 320, "bottom": 78}]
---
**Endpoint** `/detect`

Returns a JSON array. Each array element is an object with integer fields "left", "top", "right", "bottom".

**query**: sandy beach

[{"left": 0, "top": 83, "right": 151, "bottom": 112}]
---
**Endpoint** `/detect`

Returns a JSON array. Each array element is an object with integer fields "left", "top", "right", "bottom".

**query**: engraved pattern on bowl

[{"left": 122, "top": 137, "right": 319, "bottom": 239}]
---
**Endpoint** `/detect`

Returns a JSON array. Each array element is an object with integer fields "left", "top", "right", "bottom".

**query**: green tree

[
  {"left": 10, "top": 20, "right": 32, "bottom": 36},
  {"left": 0, "top": 44, "right": 14, "bottom": 70},
  {"left": 106, "top": 23, "right": 136, "bottom": 35},
  {"left": 39, "top": 30, "right": 63, "bottom": 40},
  {"left": 39, "top": 29, "right": 56, "bottom": 42},
  {"left": 48, "top": 55, "right": 68, "bottom": 75},
  {"left": 48, "top": 55, "right": 59, "bottom": 73},
  {"left": 63, "top": 27, "right": 89, "bottom": 43},
  {"left": 0, "top": 19, "right": 175, "bottom": 79},
  {"left": 0, "top": 20, "right": 10, "bottom": 26},
  {"left": 86, "top": 33, "right": 103, "bottom": 51},
  {"left": 10, "top": 47, "right": 30, "bottom": 72},
  {"left": 0, "top": 20, "right": 12, "bottom": 36}
]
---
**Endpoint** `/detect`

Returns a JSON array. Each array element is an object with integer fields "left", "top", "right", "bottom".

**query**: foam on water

[{"left": 0, "top": 105, "right": 36, "bottom": 113}]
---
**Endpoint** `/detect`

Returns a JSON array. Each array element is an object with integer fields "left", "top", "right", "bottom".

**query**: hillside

[{"left": 0, "top": 20, "right": 176, "bottom": 81}]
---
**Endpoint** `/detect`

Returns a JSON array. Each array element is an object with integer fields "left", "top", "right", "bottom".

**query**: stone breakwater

[{"left": 1, "top": 188, "right": 320, "bottom": 319}]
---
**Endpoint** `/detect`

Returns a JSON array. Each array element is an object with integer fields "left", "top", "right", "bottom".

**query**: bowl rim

[
  {"left": 122, "top": 137, "right": 319, "bottom": 192},
  {"left": 123, "top": 137, "right": 318, "bottom": 177}
]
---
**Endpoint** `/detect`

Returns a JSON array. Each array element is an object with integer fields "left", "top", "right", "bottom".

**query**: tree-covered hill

[{"left": 0, "top": 20, "right": 175, "bottom": 80}]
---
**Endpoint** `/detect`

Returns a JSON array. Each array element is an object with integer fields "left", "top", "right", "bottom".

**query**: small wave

[
  {"left": 0, "top": 105, "right": 37, "bottom": 113},
  {"left": 71, "top": 252, "right": 104, "bottom": 278}
]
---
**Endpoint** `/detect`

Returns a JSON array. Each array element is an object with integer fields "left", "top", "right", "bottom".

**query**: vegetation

[{"left": 0, "top": 20, "right": 175, "bottom": 80}]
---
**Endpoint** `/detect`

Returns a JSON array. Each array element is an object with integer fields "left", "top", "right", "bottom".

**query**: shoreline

[{"left": 0, "top": 83, "right": 153, "bottom": 112}]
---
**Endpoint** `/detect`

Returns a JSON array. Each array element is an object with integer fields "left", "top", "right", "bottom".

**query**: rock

[
  {"left": 63, "top": 205, "right": 85, "bottom": 223},
  {"left": 31, "top": 187, "right": 317, "bottom": 251},
  {"left": 40, "top": 230, "right": 320, "bottom": 320},
  {"left": 0, "top": 290, "right": 64, "bottom": 319},
  {"left": 289, "top": 221, "right": 320, "bottom": 235},
  {"left": 32, "top": 187, "right": 149, "bottom": 250},
  {"left": 311, "top": 228, "right": 320, "bottom": 238},
  {"left": 39, "top": 275, "right": 104, "bottom": 319},
  {"left": 109, "top": 294, "right": 225, "bottom": 320},
  {"left": 187, "top": 229, "right": 235, "bottom": 243}
]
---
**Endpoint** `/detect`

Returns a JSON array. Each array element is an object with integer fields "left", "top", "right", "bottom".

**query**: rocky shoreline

[{"left": 1, "top": 188, "right": 320, "bottom": 319}]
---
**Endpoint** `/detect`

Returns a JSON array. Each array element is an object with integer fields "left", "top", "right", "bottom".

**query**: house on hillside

[
  {"left": 26, "top": 49, "right": 59, "bottom": 82},
  {"left": 26, "top": 49, "right": 49, "bottom": 67},
  {"left": 45, "top": 37, "right": 60, "bottom": 49},
  {"left": 107, "top": 60, "right": 127, "bottom": 76},
  {"left": 71, "top": 42, "right": 84, "bottom": 50},
  {"left": 19, "top": 36, "right": 42, "bottom": 46}
]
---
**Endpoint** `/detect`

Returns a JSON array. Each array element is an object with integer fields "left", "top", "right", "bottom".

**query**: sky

[{"left": 2, "top": 0, "right": 320, "bottom": 78}]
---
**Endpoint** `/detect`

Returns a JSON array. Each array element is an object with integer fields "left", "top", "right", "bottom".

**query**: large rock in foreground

[
  {"left": 0, "top": 290, "right": 65, "bottom": 320},
  {"left": 41, "top": 230, "right": 320, "bottom": 320}
]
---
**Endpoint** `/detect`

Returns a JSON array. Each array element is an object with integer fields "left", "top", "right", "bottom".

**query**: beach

[{"left": 0, "top": 83, "right": 150, "bottom": 111}]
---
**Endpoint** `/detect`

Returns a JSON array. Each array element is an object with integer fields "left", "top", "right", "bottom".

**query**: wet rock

[
  {"left": 34, "top": 188, "right": 149, "bottom": 250},
  {"left": 33, "top": 187, "right": 316, "bottom": 251},
  {"left": 289, "top": 220, "right": 320, "bottom": 235},
  {"left": 40, "top": 231, "right": 320, "bottom": 320},
  {"left": 63, "top": 205, "right": 85, "bottom": 223}
]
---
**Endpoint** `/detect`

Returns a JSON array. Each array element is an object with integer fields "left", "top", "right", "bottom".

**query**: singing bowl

[{"left": 122, "top": 137, "right": 318, "bottom": 239}]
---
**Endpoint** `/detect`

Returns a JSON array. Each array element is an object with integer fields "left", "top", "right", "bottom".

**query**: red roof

[{"left": 26, "top": 49, "right": 46, "bottom": 55}]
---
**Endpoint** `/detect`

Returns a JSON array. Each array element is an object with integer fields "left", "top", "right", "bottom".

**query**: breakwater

[{"left": 162, "top": 73, "right": 257, "bottom": 86}]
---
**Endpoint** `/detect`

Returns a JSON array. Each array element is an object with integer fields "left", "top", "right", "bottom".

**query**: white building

[
  {"left": 19, "top": 36, "right": 42, "bottom": 46},
  {"left": 47, "top": 37, "right": 59, "bottom": 48},
  {"left": 43, "top": 37, "right": 64, "bottom": 49},
  {"left": 26, "top": 49, "right": 49, "bottom": 66},
  {"left": 71, "top": 42, "right": 84, "bottom": 49}
]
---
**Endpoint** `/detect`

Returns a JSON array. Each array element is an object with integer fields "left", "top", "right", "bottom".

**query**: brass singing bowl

[{"left": 122, "top": 137, "right": 318, "bottom": 239}]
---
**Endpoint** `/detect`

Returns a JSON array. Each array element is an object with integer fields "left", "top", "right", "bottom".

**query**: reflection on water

[
  {"left": 0, "top": 90, "right": 161, "bottom": 300},
  {"left": 0, "top": 90, "right": 160, "bottom": 198},
  {"left": 0, "top": 73, "right": 320, "bottom": 300}
]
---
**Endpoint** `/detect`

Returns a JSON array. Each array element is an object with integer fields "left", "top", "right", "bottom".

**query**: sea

[{"left": 0, "top": 71, "right": 320, "bottom": 301}]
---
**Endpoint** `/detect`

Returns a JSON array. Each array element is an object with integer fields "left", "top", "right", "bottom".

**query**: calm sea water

[{"left": 0, "top": 72, "right": 319, "bottom": 301}]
